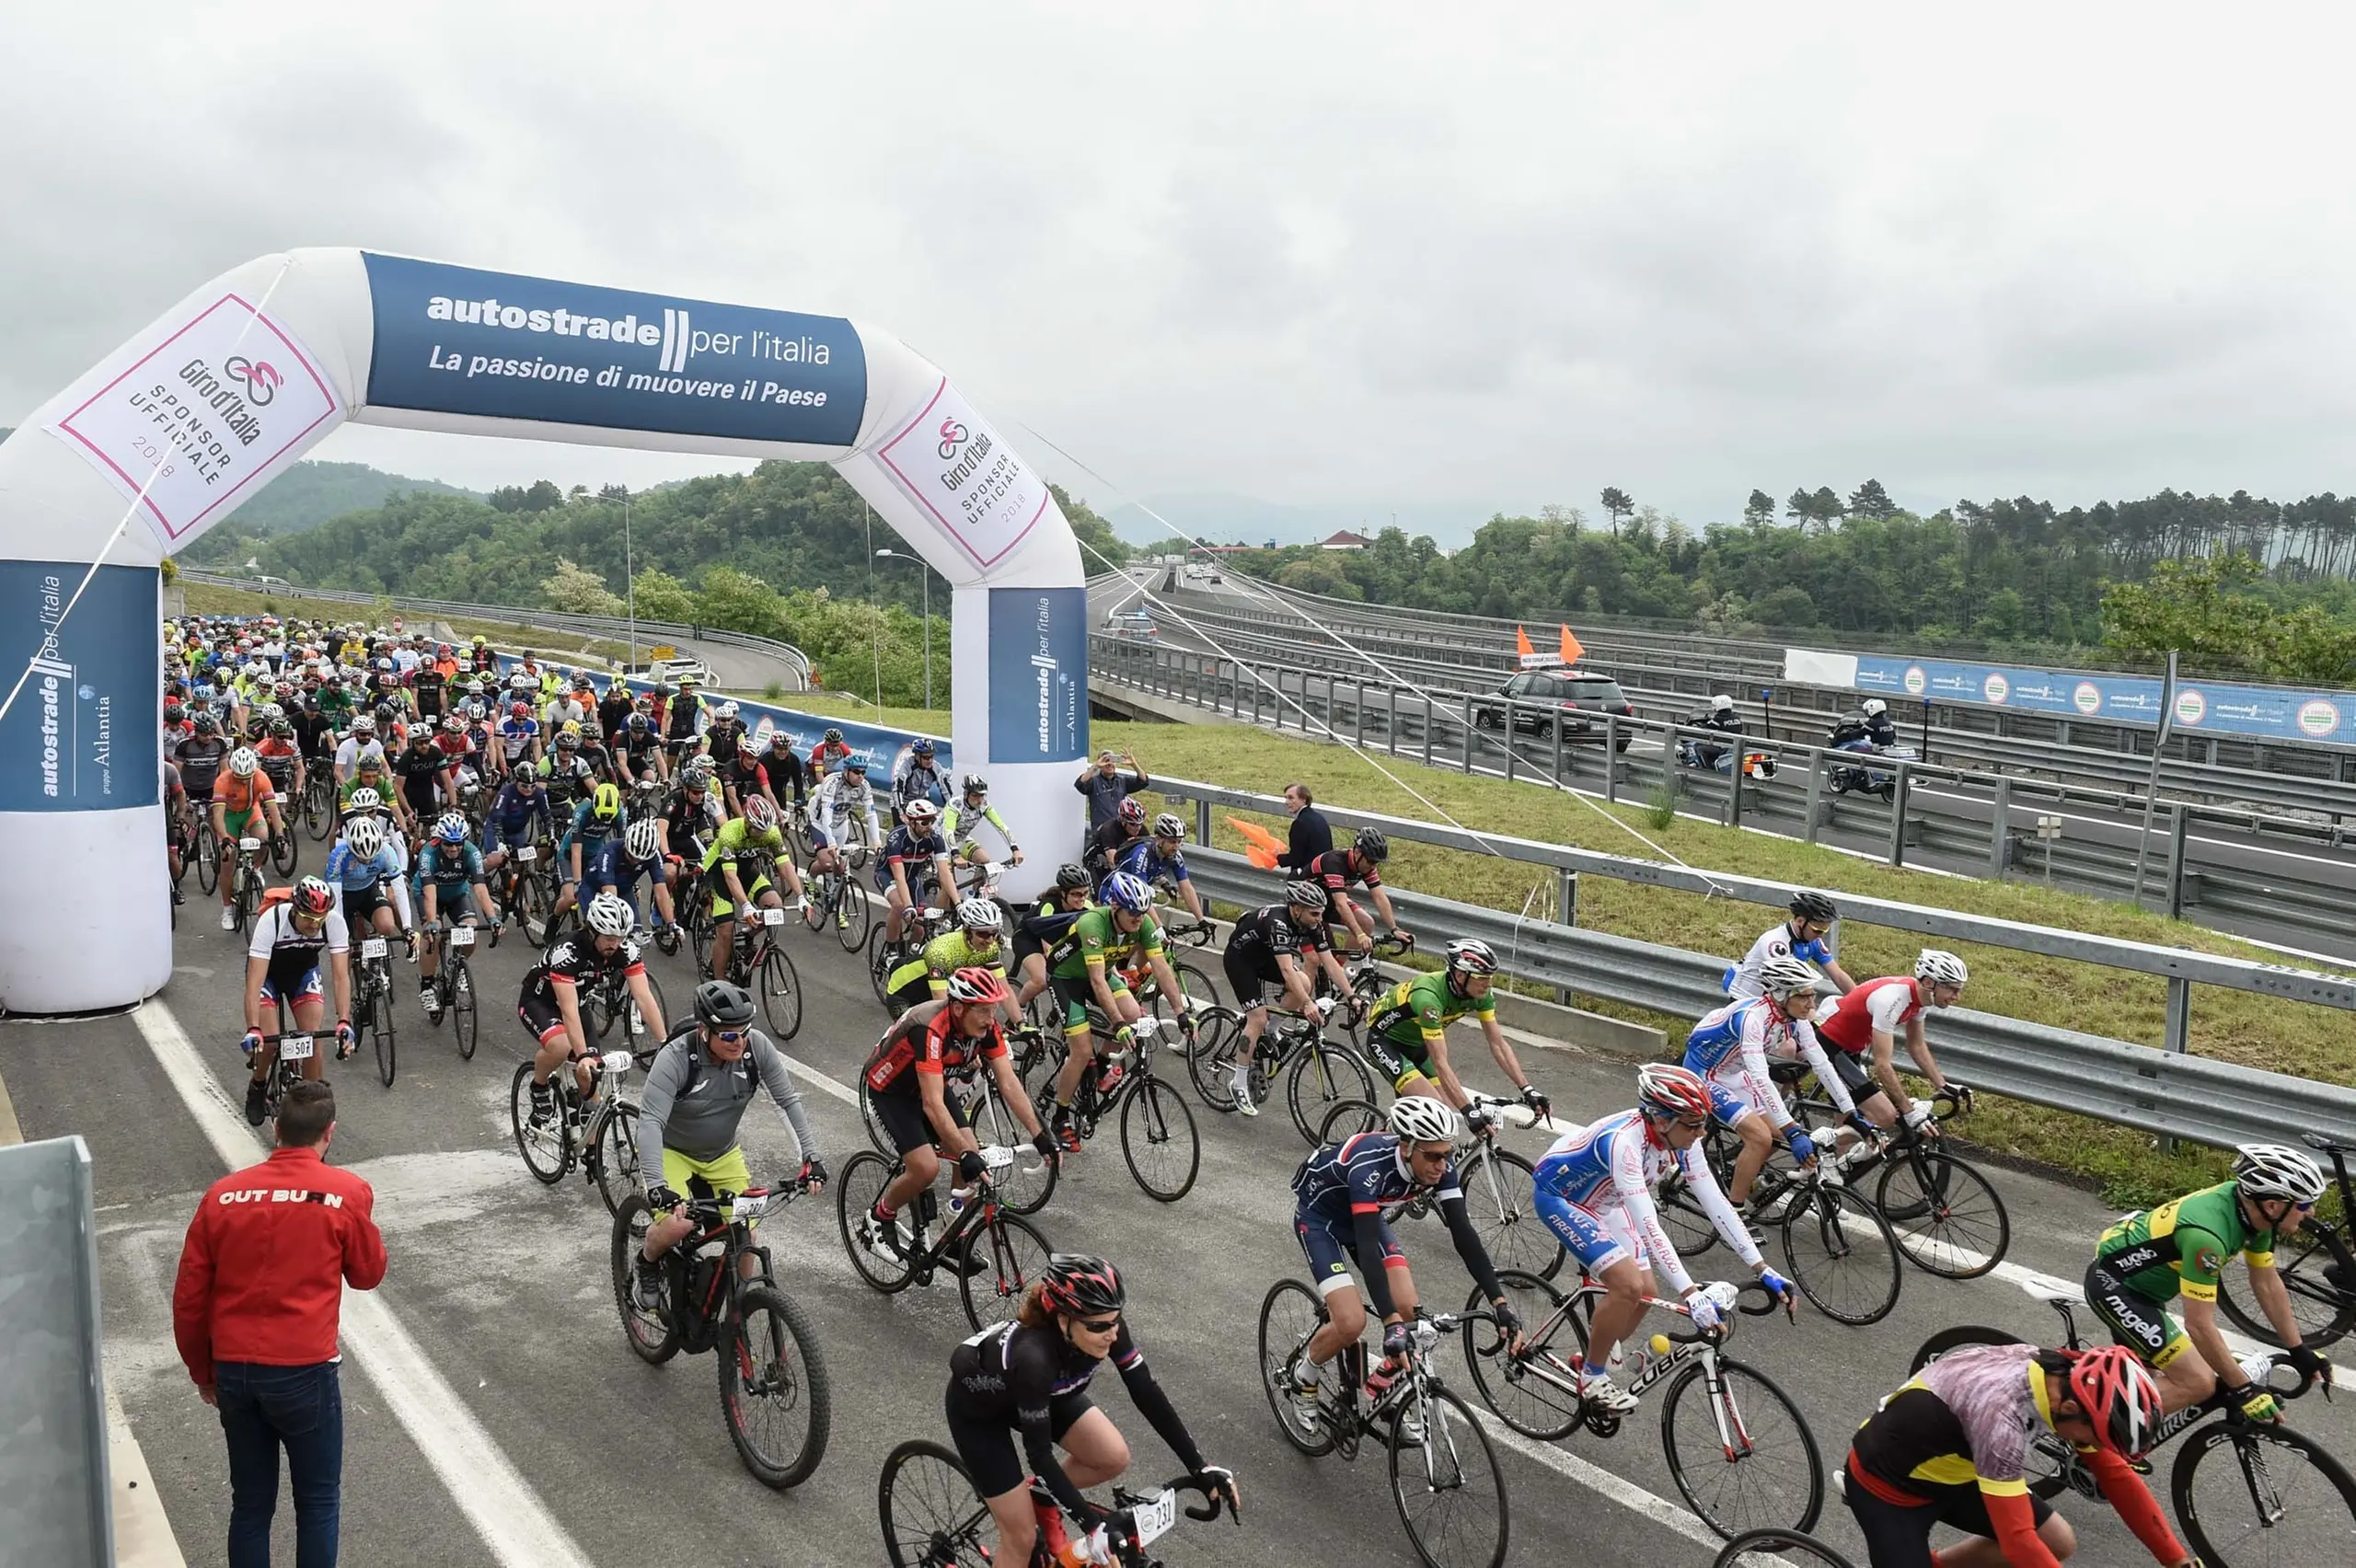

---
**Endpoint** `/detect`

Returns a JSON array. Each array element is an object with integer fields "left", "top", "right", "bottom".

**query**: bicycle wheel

[
  {"left": 1320, "top": 1097, "right": 1386, "bottom": 1145},
  {"left": 968, "top": 1083, "right": 1057, "bottom": 1216},
  {"left": 1389, "top": 1384, "right": 1508, "bottom": 1568},
  {"left": 1149, "top": 960, "right": 1220, "bottom": 1029},
  {"left": 757, "top": 945, "right": 803, "bottom": 1041},
  {"left": 879, "top": 1438, "right": 998, "bottom": 1568},
  {"left": 195, "top": 830, "right": 219, "bottom": 894},
  {"left": 1288, "top": 1041, "right": 1377, "bottom": 1145},
  {"left": 1119, "top": 1076, "right": 1199, "bottom": 1202},
  {"left": 859, "top": 1083, "right": 895, "bottom": 1157},
  {"left": 610, "top": 1194, "right": 680, "bottom": 1365},
  {"left": 1660, "top": 1357, "right": 1824, "bottom": 1539},
  {"left": 1658, "top": 1169, "right": 1729, "bottom": 1261},
  {"left": 836, "top": 1150, "right": 916, "bottom": 1293},
  {"left": 592, "top": 1101, "right": 643, "bottom": 1216},
  {"left": 450, "top": 960, "right": 478, "bottom": 1060},
  {"left": 836, "top": 878, "right": 872, "bottom": 952},
  {"left": 2170, "top": 1415, "right": 2356, "bottom": 1568},
  {"left": 2219, "top": 1227, "right": 2356, "bottom": 1351},
  {"left": 1713, "top": 1528, "right": 1859, "bottom": 1568},
  {"left": 719, "top": 1282, "right": 830, "bottom": 1489},
  {"left": 1459, "top": 1144, "right": 1562, "bottom": 1282},
  {"left": 1876, "top": 1147, "right": 2009, "bottom": 1278},
  {"left": 1779, "top": 1182, "right": 1902, "bottom": 1326},
  {"left": 959, "top": 1211, "right": 1054, "bottom": 1331},
  {"left": 371, "top": 984, "right": 397, "bottom": 1088},
  {"left": 510, "top": 1060, "right": 568, "bottom": 1183},
  {"left": 302, "top": 780, "right": 330, "bottom": 841},
  {"left": 1460, "top": 1270, "right": 1585, "bottom": 1441},
  {"left": 1185, "top": 1007, "right": 1245, "bottom": 1113},
  {"left": 271, "top": 828, "right": 297, "bottom": 877},
  {"left": 1257, "top": 1277, "right": 1338, "bottom": 1458},
  {"left": 513, "top": 872, "right": 546, "bottom": 946}
]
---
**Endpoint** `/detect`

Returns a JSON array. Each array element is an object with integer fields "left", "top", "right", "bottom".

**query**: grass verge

[{"left": 1092, "top": 718, "right": 2354, "bottom": 1205}]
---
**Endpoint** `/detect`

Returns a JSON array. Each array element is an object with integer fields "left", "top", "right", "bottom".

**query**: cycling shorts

[
  {"left": 222, "top": 805, "right": 265, "bottom": 842},
  {"left": 340, "top": 882, "right": 387, "bottom": 924},
  {"left": 1294, "top": 1207, "right": 1406, "bottom": 1298},
  {"left": 1706, "top": 1078, "right": 1761, "bottom": 1128},
  {"left": 1223, "top": 946, "right": 1283, "bottom": 1010},
  {"left": 1051, "top": 972, "right": 1127, "bottom": 1032},
  {"left": 1831, "top": 1050, "right": 1886, "bottom": 1105},
  {"left": 870, "top": 1080, "right": 978, "bottom": 1159},
  {"left": 420, "top": 883, "right": 478, "bottom": 924},
  {"left": 1841, "top": 1467, "right": 2050, "bottom": 1568},
  {"left": 2084, "top": 1256, "right": 2190, "bottom": 1368},
  {"left": 482, "top": 816, "right": 537, "bottom": 854},
  {"left": 1532, "top": 1189, "right": 1645, "bottom": 1276},
  {"left": 656, "top": 1146, "right": 753, "bottom": 1212},
  {"left": 255, "top": 967, "right": 324, "bottom": 1009},
  {"left": 948, "top": 1393, "right": 1093, "bottom": 1501},
  {"left": 709, "top": 871, "right": 773, "bottom": 919},
  {"left": 1361, "top": 1029, "right": 1435, "bottom": 1093},
  {"left": 516, "top": 989, "right": 569, "bottom": 1047},
  {"left": 877, "top": 862, "right": 938, "bottom": 899}
]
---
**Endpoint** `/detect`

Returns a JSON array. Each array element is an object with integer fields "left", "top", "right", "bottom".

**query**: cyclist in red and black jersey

[
  {"left": 1310, "top": 827, "right": 1409, "bottom": 955},
  {"left": 516, "top": 893, "right": 665, "bottom": 1126}
]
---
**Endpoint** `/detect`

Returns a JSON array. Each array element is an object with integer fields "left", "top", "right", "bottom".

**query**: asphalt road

[{"left": 16, "top": 883, "right": 2352, "bottom": 1568}]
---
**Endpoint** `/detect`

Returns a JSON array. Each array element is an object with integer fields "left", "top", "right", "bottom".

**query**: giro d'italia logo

[
  {"left": 223, "top": 355, "right": 283, "bottom": 407},
  {"left": 936, "top": 418, "right": 969, "bottom": 461}
]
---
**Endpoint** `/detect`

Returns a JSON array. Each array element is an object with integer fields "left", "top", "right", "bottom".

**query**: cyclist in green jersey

[
  {"left": 886, "top": 897, "right": 1019, "bottom": 1023},
  {"left": 1361, "top": 940, "right": 1550, "bottom": 1128},
  {"left": 701, "top": 796, "right": 798, "bottom": 983},
  {"left": 2087, "top": 1143, "right": 2330, "bottom": 1416},
  {"left": 1041, "top": 871, "right": 1191, "bottom": 1150}
]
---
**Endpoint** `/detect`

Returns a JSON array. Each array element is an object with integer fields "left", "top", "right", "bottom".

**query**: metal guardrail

[
  {"left": 1094, "top": 636, "right": 2356, "bottom": 952},
  {"left": 1182, "top": 849, "right": 2356, "bottom": 1151},
  {"left": 179, "top": 570, "right": 813, "bottom": 687},
  {"left": 0, "top": 1136, "right": 110, "bottom": 1564}
]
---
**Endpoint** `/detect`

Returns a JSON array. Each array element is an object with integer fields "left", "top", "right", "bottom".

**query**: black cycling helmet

[
  {"left": 824, "top": 726, "right": 844, "bottom": 743},
  {"left": 1787, "top": 890, "right": 1838, "bottom": 924},
  {"left": 692, "top": 979, "right": 757, "bottom": 1031},
  {"left": 1054, "top": 863, "right": 1091, "bottom": 892},
  {"left": 1354, "top": 826, "right": 1389, "bottom": 862},
  {"left": 1039, "top": 1253, "right": 1126, "bottom": 1318}
]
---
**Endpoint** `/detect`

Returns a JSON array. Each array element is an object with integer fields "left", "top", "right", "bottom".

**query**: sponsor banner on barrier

[
  {"left": 1850, "top": 652, "right": 2356, "bottom": 745},
  {"left": 50, "top": 292, "right": 342, "bottom": 548},
  {"left": 987, "top": 587, "right": 1087, "bottom": 764},
  {"left": 361, "top": 254, "right": 867, "bottom": 448},
  {"left": 875, "top": 378, "right": 1053, "bottom": 571},
  {"left": 0, "top": 563, "right": 158, "bottom": 812}
]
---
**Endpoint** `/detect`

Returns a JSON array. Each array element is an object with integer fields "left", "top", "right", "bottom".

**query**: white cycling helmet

[
  {"left": 903, "top": 797, "right": 939, "bottom": 824},
  {"left": 717, "top": 700, "right": 739, "bottom": 721},
  {"left": 2233, "top": 1144, "right": 2327, "bottom": 1205},
  {"left": 584, "top": 892, "right": 635, "bottom": 938},
  {"left": 624, "top": 819, "right": 661, "bottom": 859},
  {"left": 1914, "top": 949, "right": 1969, "bottom": 987},
  {"left": 957, "top": 896, "right": 1000, "bottom": 932},
  {"left": 226, "top": 746, "right": 260, "bottom": 778},
  {"left": 1756, "top": 954, "right": 1822, "bottom": 1000},
  {"left": 346, "top": 787, "right": 381, "bottom": 813},
  {"left": 352, "top": 713, "right": 376, "bottom": 734},
  {"left": 1388, "top": 1096, "right": 1460, "bottom": 1146},
  {"left": 344, "top": 817, "right": 384, "bottom": 859}
]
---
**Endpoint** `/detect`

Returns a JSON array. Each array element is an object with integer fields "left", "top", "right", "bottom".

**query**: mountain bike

[
  {"left": 835, "top": 1159, "right": 1055, "bottom": 1331},
  {"left": 859, "top": 1064, "right": 1059, "bottom": 1216},
  {"left": 1188, "top": 997, "right": 1377, "bottom": 1142},
  {"left": 716, "top": 903, "right": 802, "bottom": 1040},
  {"left": 1460, "top": 1275, "right": 1822, "bottom": 1539},
  {"left": 612, "top": 1178, "right": 829, "bottom": 1489},
  {"left": 1316, "top": 1093, "right": 1564, "bottom": 1283},
  {"left": 1656, "top": 1115, "right": 1905, "bottom": 1326},
  {"left": 419, "top": 915, "right": 490, "bottom": 1060},
  {"left": 1258, "top": 1289, "right": 1508, "bottom": 1568},
  {"left": 1017, "top": 1010, "right": 1201, "bottom": 1202},
  {"left": 349, "top": 917, "right": 400, "bottom": 1088},
  {"left": 1911, "top": 1270, "right": 2356, "bottom": 1568},
  {"left": 879, "top": 1445, "right": 1232, "bottom": 1568},
  {"left": 2218, "top": 1129, "right": 2356, "bottom": 1350},
  {"left": 1788, "top": 1079, "right": 2009, "bottom": 1278}
]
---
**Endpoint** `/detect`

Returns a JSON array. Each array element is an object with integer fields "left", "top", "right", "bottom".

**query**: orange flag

[
  {"left": 1515, "top": 625, "right": 1536, "bottom": 659},
  {"left": 1227, "top": 816, "right": 1285, "bottom": 870},
  {"left": 1559, "top": 625, "right": 1585, "bottom": 664}
]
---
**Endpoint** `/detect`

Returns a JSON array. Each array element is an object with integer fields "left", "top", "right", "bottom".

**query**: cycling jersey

[
  {"left": 1683, "top": 997, "right": 1854, "bottom": 1125},
  {"left": 1291, "top": 1129, "right": 1504, "bottom": 1321},
  {"left": 636, "top": 1021, "right": 815, "bottom": 1170},
  {"left": 702, "top": 720, "right": 746, "bottom": 768},
  {"left": 499, "top": 717, "right": 540, "bottom": 755},
  {"left": 1308, "top": 847, "right": 1381, "bottom": 895},
  {"left": 881, "top": 824, "right": 950, "bottom": 883},
  {"left": 940, "top": 800, "right": 1013, "bottom": 854},
  {"left": 253, "top": 738, "right": 301, "bottom": 791},
  {"left": 1363, "top": 972, "right": 1494, "bottom": 1086},
  {"left": 415, "top": 841, "right": 484, "bottom": 890},
  {"left": 812, "top": 770, "right": 880, "bottom": 848},
  {"left": 863, "top": 998, "right": 1008, "bottom": 1096},
  {"left": 522, "top": 931, "right": 645, "bottom": 1006},
  {"left": 807, "top": 738, "right": 852, "bottom": 776},
  {"left": 1224, "top": 904, "right": 1332, "bottom": 975},
  {"left": 394, "top": 744, "right": 447, "bottom": 813},
  {"left": 660, "top": 789, "right": 722, "bottom": 859},
  {"left": 175, "top": 734, "right": 230, "bottom": 796},
  {"left": 560, "top": 798, "right": 626, "bottom": 859},
  {"left": 886, "top": 930, "right": 1008, "bottom": 1003},
  {"left": 213, "top": 771, "right": 276, "bottom": 822},
  {"left": 321, "top": 839, "right": 403, "bottom": 894},
  {"left": 1046, "top": 906, "right": 1165, "bottom": 981},
  {"left": 1111, "top": 838, "right": 1188, "bottom": 890},
  {"left": 584, "top": 837, "right": 663, "bottom": 895},
  {"left": 699, "top": 816, "right": 787, "bottom": 879},
  {"left": 332, "top": 735, "right": 387, "bottom": 778},
  {"left": 1727, "top": 921, "right": 1837, "bottom": 999},
  {"left": 246, "top": 901, "right": 350, "bottom": 1002},
  {"left": 1292, "top": 1128, "right": 1461, "bottom": 1224},
  {"left": 1532, "top": 1109, "right": 1759, "bottom": 1297},
  {"left": 2094, "top": 1182, "right": 2277, "bottom": 1306},
  {"left": 1816, "top": 974, "right": 1926, "bottom": 1056},
  {"left": 485, "top": 783, "right": 550, "bottom": 838}
]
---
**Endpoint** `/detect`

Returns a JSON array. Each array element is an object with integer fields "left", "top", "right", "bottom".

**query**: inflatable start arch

[{"left": 0, "top": 249, "right": 1089, "bottom": 1012}]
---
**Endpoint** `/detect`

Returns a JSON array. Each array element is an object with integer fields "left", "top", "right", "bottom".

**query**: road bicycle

[
  {"left": 1188, "top": 996, "right": 1379, "bottom": 1143},
  {"left": 869, "top": 901, "right": 958, "bottom": 1012},
  {"left": 494, "top": 833, "right": 560, "bottom": 944},
  {"left": 579, "top": 941, "right": 668, "bottom": 1047},
  {"left": 1316, "top": 1092, "right": 1565, "bottom": 1283},
  {"left": 1324, "top": 931, "right": 1415, "bottom": 1043},
  {"left": 1656, "top": 1134, "right": 1905, "bottom": 1328},
  {"left": 878, "top": 1445, "right": 1232, "bottom": 1568},
  {"left": 192, "top": 802, "right": 222, "bottom": 894},
  {"left": 1712, "top": 1528, "right": 1857, "bottom": 1567},
  {"left": 835, "top": 1158, "right": 1056, "bottom": 1331},
  {"left": 1257, "top": 1288, "right": 1508, "bottom": 1568},
  {"left": 348, "top": 917, "right": 401, "bottom": 1088},
  {"left": 224, "top": 834, "right": 271, "bottom": 935},
  {"left": 246, "top": 1011, "right": 349, "bottom": 1127},
  {"left": 1460, "top": 1275, "right": 1823, "bottom": 1540},
  {"left": 2217, "top": 1129, "right": 2356, "bottom": 1351},
  {"left": 266, "top": 813, "right": 300, "bottom": 878},
  {"left": 713, "top": 901, "right": 801, "bottom": 1040},
  {"left": 611, "top": 1178, "right": 829, "bottom": 1490},
  {"left": 1912, "top": 1269, "right": 2356, "bottom": 1568},
  {"left": 299, "top": 769, "right": 337, "bottom": 841},
  {"left": 418, "top": 914, "right": 491, "bottom": 1060},
  {"left": 512, "top": 1041, "right": 637, "bottom": 1186},
  {"left": 809, "top": 857, "right": 872, "bottom": 951},
  {"left": 1786, "top": 1077, "right": 2010, "bottom": 1278},
  {"left": 1016, "top": 1010, "right": 1201, "bottom": 1203},
  {"left": 859, "top": 1060, "right": 1060, "bottom": 1216}
]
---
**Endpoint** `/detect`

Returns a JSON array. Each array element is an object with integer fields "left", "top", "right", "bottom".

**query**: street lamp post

[
  {"left": 873, "top": 548, "right": 932, "bottom": 710},
  {"left": 623, "top": 497, "right": 636, "bottom": 672}
]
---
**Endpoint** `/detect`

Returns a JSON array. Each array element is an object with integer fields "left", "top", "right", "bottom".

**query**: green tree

[
  {"left": 1743, "top": 490, "right": 1776, "bottom": 528},
  {"left": 627, "top": 568, "right": 697, "bottom": 623},
  {"left": 2100, "top": 553, "right": 2269, "bottom": 668},
  {"left": 1599, "top": 487, "right": 1634, "bottom": 538},
  {"left": 1847, "top": 478, "right": 1897, "bottom": 520},
  {"left": 1751, "top": 584, "right": 1818, "bottom": 628},
  {"left": 541, "top": 557, "right": 623, "bottom": 616},
  {"left": 697, "top": 566, "right": 789, "bottom": 639}
]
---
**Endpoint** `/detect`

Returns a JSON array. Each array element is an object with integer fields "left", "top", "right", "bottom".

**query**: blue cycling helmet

[
  {"left": 1102, "top": 871, "right": 1152, "bottom": 915},
  {"left": 912, "top": 737, "right": 935, "bottom": 756},
  {"left": 845, "top": 752, "right": 871, "bottom": 773},
  {"left": 433, "top": 812, "right": 469, "bottom": 844}
]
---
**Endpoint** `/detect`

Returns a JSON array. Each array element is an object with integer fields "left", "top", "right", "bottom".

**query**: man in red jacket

[{"left": 174, "top": 1080, "right": 386, "bottom": 1568}]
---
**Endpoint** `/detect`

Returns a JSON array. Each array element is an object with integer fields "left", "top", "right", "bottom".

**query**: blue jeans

[{"left": 215, "top": 1360, "right": 343, "bottom": 1568}]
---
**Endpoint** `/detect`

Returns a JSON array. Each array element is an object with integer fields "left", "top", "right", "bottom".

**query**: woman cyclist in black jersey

[{"left": 945, "top": 1253, "right": 1239, "bottom": 1566}]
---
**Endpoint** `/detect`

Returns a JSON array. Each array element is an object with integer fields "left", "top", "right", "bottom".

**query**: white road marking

[
  {"left": 1470, "top": 1408, "right": 1727, "bottom": 1549},
  {"left": 132, "top": 999, "right": 595, "bottom": 1568}
]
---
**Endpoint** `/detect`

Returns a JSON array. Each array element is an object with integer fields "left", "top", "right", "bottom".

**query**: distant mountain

[{"left": 1108, "top": 490, "right": 1482, "bottom": 550}]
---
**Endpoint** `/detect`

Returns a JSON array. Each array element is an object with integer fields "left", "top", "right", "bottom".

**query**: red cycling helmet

[
  {"left": 944, "top": 966, "right": 1010, "bottom": 1006},
  {"left": 291, "top": 877, "right": 335, "bottom": 917},
  {"left": 1634, "top": 1063, "right": 1715, "bottom": 1124},
  {"left": 2064, "top": 1344, "right": 2163, "bottom": 1458},
  {"left": 1116, "top": 797, "right": 1147, "bottom": 828}
]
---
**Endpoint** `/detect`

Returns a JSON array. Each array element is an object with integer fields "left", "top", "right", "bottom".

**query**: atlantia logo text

[{"left": 423, "top": 294, "right": 831, "bottom": 375}]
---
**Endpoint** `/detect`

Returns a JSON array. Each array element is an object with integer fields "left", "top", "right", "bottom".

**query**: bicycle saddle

[
  {"left": 2300, "top": 1130, "right": 2353, "bottom": 1155},
  {"left": 2015, "top": 1271, "right": 2084, "bottom": 1307}
]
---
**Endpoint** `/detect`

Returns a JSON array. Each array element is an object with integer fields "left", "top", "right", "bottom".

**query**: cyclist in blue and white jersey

[
  {"left": 551, "top": 781, "right": 629, "bottom": 929},
  {"left": 322, "top": 814, "right": 410, "bottom": 957},
  {"left": 1683, "top": 953, "right": 1864, "bottom": 1209},
  {"left": 415, "top": 813, "right": 498, "bottom": 1020},
  {"left": 1726, "top": 889, "right": 1857, "bottom": 999},
  {"left": 480, "top": 764, "right": 553, "bottom": 872},
  {"left": 584, "top": 817, "right": 676, "bottom": 940},
  {"left": 1110, "top": 813, "right": 1207, "bottom": 926},
  {"left": 1530, "top": 1064, "right": 1795, "bottom": 1413}
]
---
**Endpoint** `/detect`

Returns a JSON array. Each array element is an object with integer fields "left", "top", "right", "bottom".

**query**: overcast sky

[{"left": 6, "top": 4, "right": 2353, "bottom": 541}]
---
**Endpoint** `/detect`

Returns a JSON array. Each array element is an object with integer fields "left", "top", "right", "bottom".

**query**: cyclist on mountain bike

[
  {"left": 1845, "top": 1341, "right": 2184, "bottom": 1568},
  {"left": 1530, "top": 1064, "right": 1796, "bottom": 1413},
  {"left": 1278, "top": 1096, "right": 1522, "bottom": 1437},
  {"left": 1361, "top": 939, "right": 1549, "bottom": 1128},
  {"left": 2089, "top": 1142, "right": 2332, "bottom": 1416},
  {"left": 946, "top": 1254, "right": 1238, "bottom": 1568},
  {"left": 1218, "top": 880, "right": 1357, "bottom": 1116},
  {"left": 1681, "top": 953, "right": 1862, "bottom": 1209}
]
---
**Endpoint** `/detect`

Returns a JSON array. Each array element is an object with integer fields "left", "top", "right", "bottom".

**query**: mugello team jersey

[{"left": 2095, "top": 1182, "right": 2280, "bottom": 1305}]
